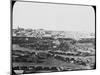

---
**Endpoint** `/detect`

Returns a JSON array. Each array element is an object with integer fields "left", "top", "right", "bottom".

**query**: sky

[{"left": 13, "top": 1, "right": 95, "bottom": 33}]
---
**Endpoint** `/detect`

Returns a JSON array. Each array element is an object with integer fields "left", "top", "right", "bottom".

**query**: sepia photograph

[{"left": 11, "top": 0, "right": 96, "bottom": 74}]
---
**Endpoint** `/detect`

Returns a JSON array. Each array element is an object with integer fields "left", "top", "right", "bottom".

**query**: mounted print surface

[{"left": 11, "top": 0, "right": 96, "bottom": 75}]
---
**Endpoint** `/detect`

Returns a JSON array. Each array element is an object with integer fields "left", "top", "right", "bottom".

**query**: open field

[{"left": 12, "top": 37, "right": 95, "bottom": 74}]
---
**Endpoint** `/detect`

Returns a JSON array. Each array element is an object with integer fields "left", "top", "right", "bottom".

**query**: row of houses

[{"left": 12, "top": 27, "right": 95, "bottom": 41}]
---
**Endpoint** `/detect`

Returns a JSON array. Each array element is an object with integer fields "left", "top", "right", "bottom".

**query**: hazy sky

[{"left": 13, "top": 1, "right": 95, "bottom": 33}]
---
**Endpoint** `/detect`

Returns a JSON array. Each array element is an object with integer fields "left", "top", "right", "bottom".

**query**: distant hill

[{"left": 12, "top": 28, "right": 95, "bottom": 40}]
